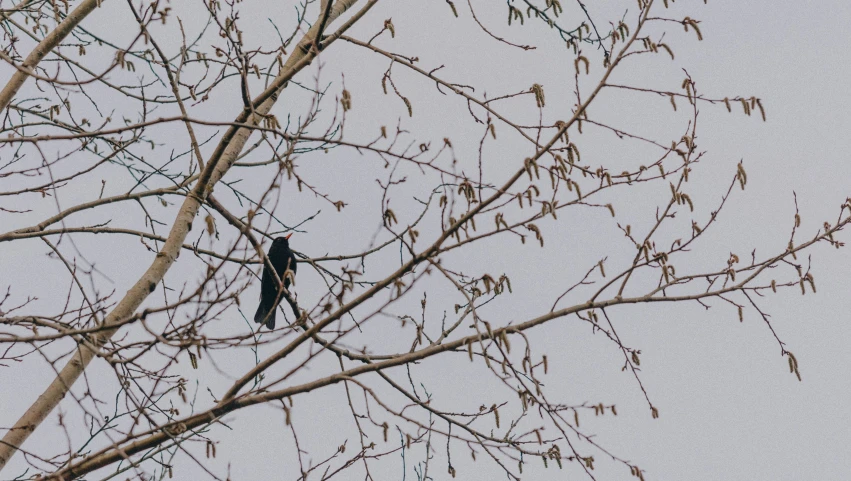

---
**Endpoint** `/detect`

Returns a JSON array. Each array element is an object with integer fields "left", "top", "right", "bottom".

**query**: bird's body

[{"left": 254, "top": 235, "right": 297, "bottom": 329}]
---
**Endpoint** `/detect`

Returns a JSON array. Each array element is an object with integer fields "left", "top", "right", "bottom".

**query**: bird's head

[{"left": 272, "top": 233, "right": 292, "bottom": 248}]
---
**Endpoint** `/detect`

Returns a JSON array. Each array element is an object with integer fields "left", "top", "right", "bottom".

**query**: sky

[{"left": 2, "top": 0, "right": 851, "bottom": 480}]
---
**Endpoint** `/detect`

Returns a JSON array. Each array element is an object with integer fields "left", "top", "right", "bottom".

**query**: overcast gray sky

[{"left": 2, "top": 1, "right": 851, "bottom": 480}]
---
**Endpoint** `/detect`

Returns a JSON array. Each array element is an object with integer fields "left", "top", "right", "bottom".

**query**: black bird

[{"left": 254, "top": 234, "right": 297, "bottom": 329}]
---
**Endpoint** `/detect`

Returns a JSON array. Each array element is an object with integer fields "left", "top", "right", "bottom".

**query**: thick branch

[
  {"left": 0, "top": 0, "right": 370, "bottom": 472},
  {"left": 0, "top": 0, "right": 104, "bottom": 111}
]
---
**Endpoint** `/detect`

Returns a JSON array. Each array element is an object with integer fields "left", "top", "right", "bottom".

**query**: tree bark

[
  {"left": 0, "top": 0, "right": 366, "bottom": 472},
  {"left": 0, "top": 0, "right": 104, "bottom": 112}
]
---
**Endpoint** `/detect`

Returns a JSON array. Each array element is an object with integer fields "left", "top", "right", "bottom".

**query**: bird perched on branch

[{"left": 254, "top": 234, "right": 297, "bottom": 329}]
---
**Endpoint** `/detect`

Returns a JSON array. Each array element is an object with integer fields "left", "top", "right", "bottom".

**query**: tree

[{"left": 0, "top": 0, "right": 847, "bottom": 479}]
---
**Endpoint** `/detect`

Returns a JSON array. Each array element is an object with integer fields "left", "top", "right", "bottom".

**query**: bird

[{"left": 254, "top": 234, "right": 297, "bottom": 329}]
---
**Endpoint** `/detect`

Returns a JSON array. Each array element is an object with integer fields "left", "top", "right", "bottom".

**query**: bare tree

[{"left": 0, "top": 0, "right": 846, "bottom": 479}]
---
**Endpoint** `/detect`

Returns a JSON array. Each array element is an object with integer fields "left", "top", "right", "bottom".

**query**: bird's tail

[{"left": 253, "top": 303, "right": 276, "bottom": 330}]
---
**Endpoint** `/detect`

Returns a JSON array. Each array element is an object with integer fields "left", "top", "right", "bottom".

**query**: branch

[{"left": 0, "top": 0, "right": 373, "bottom": 472}]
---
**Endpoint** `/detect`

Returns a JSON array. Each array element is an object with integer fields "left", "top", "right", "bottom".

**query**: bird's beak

[{"left": 285, "top": 233, "right": 293, "bottom": 240}]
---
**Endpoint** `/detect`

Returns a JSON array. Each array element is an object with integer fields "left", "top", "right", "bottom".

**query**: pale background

[{"left": 1, "top": 1, "right": 851, "bottom": 480}]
